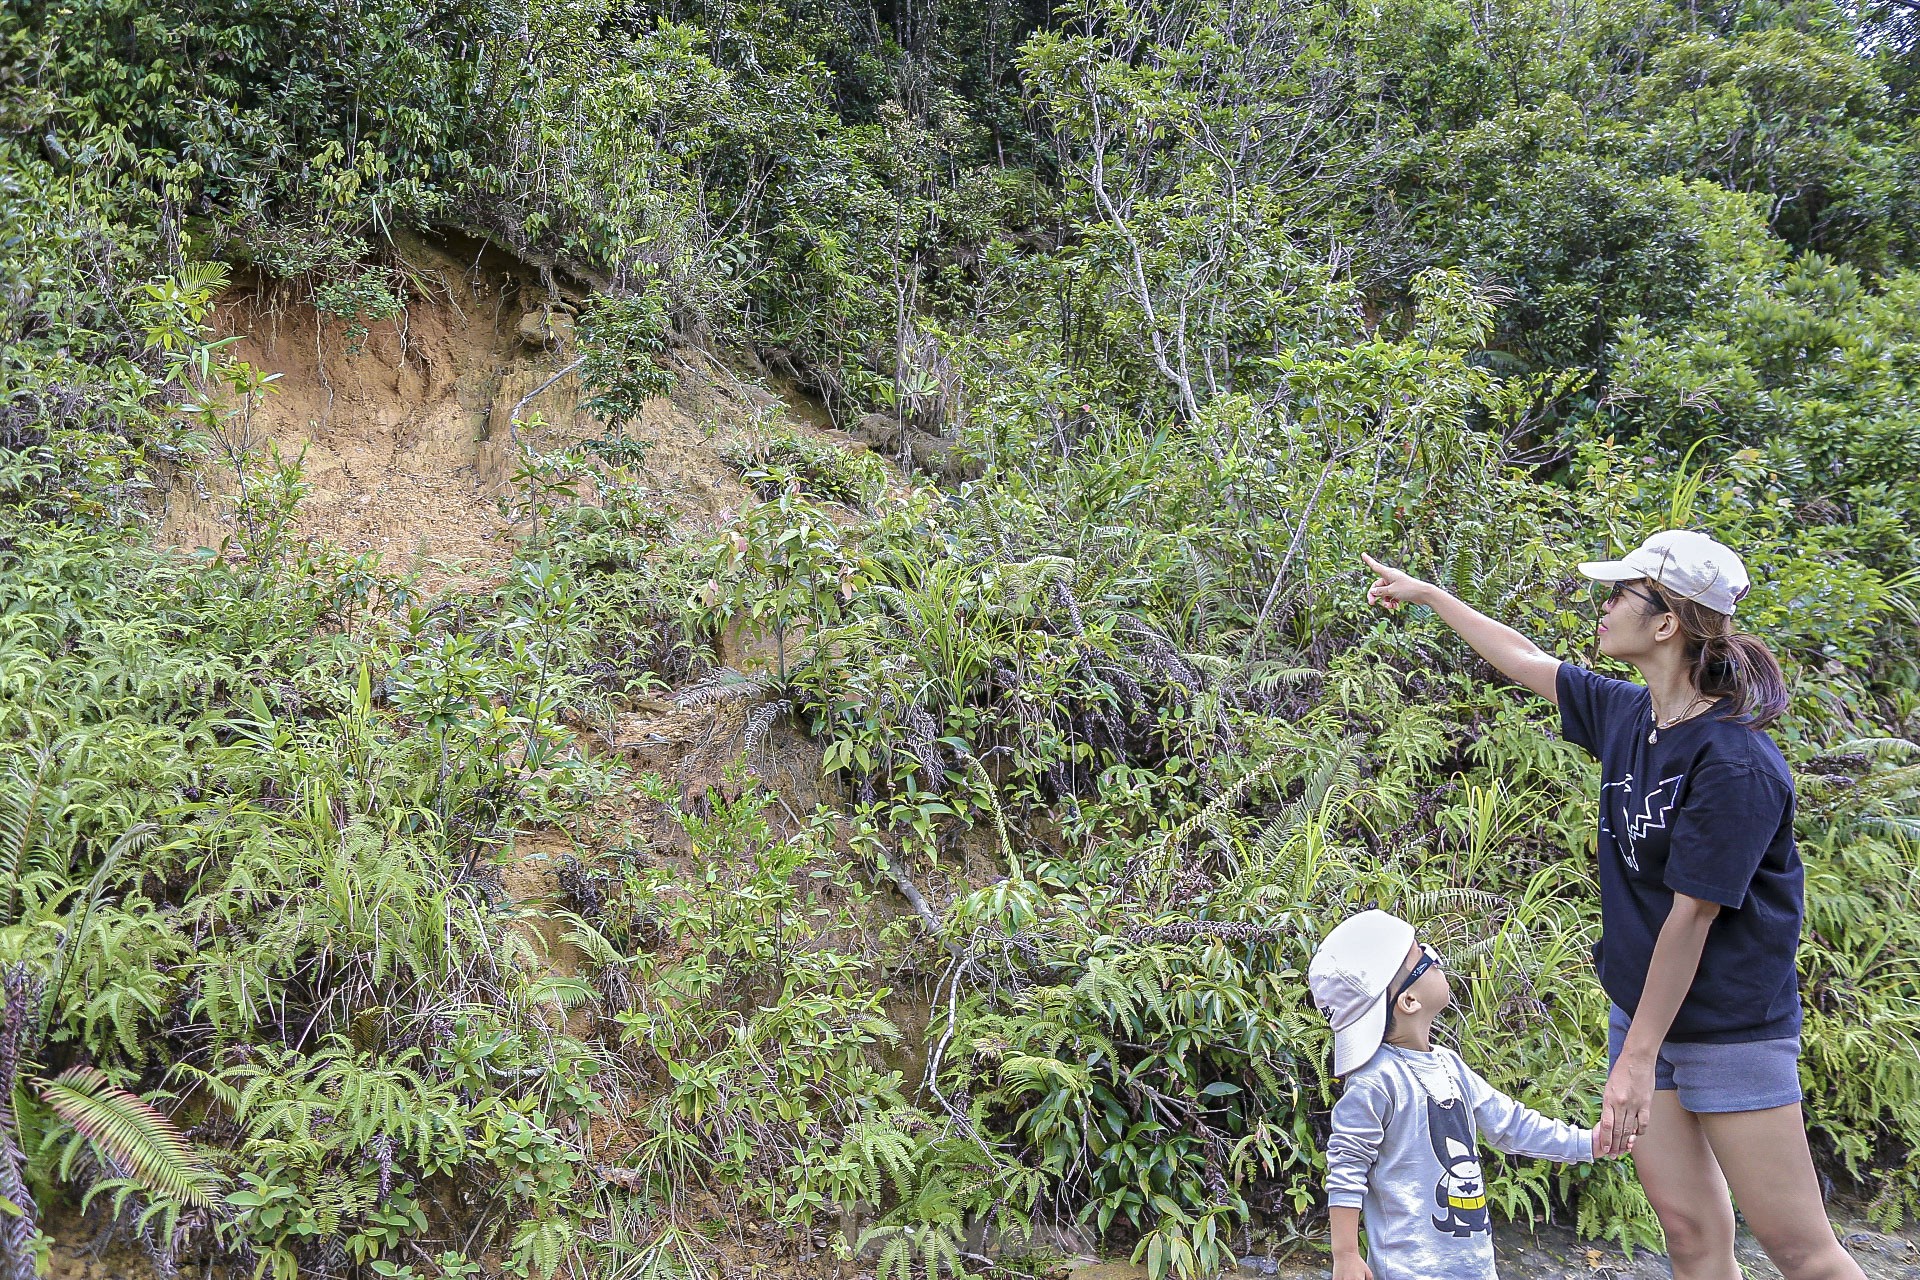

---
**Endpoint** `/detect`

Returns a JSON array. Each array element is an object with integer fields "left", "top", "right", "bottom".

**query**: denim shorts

[{"left": 1607, "top": 1004, "right": 1803, "bottom": 1114}]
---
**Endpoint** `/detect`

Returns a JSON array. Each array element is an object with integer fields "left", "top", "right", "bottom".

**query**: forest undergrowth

[{"left": 3, "top": 0, "right": 1919, "bottom": 1277}]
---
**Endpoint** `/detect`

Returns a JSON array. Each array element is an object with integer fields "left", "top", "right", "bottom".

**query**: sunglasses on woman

[{"left": 1594, "top": 581, "right": 1669, "bottom": 613}]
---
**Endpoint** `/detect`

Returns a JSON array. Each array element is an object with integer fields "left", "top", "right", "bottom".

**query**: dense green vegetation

[{"left": 3, "top": 0, "right": 1919, "bottom": 1276}]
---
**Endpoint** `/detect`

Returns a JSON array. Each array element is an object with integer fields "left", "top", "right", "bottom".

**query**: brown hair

[{"left": 1638, "top": 588, "right": 1790, "bottom": 728}]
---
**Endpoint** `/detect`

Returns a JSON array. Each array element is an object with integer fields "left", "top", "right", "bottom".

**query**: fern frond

[
  {"left": 961, "top": 753, "right": 1014, "bottom": 863},
  {"left": 742, "top": 699, "right": 792, "bottom": 760},
  {"left": 1185, "top": 653, "right": 1232, "bottom": 681},
  {"left": 172, "top": 262, "right": 231, "bottom": 299},
  {"left": 1397, "top": 889, "right": 1508, "bottom": 923},
  {"left": 1825, "top": 737, "right": 1919, "bottom": 761},
  {"left": 1152, "top": 751, "right": 1291, "bottom": 871},
  {"left": 39, "top": 1066, "right": 225, "bottom": 1210},
  {"left": 560, "top": 918, "right": 628, "bottom": 972},
  {"left": 673, "top": 668, "right": 776, "bottom": 710},
  {"left": 993, "top": 553, "right": 1077, "bottom": 600},
  {"left": 844, "top": 1118, "right": 918, "bottom": 1201},
  {"left": 1242, "top": 661, "right": 1320, "bottom": 692},
  {"left": 1864, "top": 814, "right": 1920, "bottom": 842},
  {"left": 0, "top": 756, "right": 53, "bottom": 923}
]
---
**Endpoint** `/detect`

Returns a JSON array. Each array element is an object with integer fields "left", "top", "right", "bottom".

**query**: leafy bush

[{"left": 726, "top": 429, "right": 891, "bottom": 510}]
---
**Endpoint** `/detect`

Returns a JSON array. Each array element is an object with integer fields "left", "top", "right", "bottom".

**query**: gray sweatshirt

[{"left": 1326, "top": 1044, "right": 1592, "bottom": 1280}]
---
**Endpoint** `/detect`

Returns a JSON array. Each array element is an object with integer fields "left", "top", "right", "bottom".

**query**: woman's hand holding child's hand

[
  {"left": 1591, "top": 1125, "right": 1636, "bottom": 1159},
  {"left": 1595, "top": 1055, "right": 1655, "bottom": 1158}
]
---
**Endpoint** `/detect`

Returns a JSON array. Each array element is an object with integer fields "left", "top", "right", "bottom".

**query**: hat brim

[
  {"left": 1332, "top": 990, "right": 1390, "bottom": 1077},
  {"left": 1576, "top": 558, "right": 1644, "bottom": 582}
]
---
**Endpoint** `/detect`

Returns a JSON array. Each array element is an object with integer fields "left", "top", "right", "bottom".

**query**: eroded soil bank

[{"left": 159, "top": 231, "right": 801, "bottom": 592}]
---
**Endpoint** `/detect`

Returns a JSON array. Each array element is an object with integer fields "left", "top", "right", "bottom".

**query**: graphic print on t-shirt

[
  {"left": 1598, "top": 772, "right": 1687, "bottom": 872},
  {"left": 1425, "top": 1096, "right": 1489, "bottom": 1238}
]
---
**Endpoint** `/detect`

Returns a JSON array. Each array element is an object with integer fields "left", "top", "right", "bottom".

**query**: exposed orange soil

[{"left": 159, "top": 234, "right": 801, "bottom": 593}]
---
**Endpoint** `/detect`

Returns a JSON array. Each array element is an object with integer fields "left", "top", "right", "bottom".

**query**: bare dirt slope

[{"left": 160, "top": 232, "right": 791, "bottom": 590}]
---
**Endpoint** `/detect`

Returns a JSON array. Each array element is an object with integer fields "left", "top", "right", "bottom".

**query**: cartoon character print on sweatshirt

[{"left": 1426, "top": 1095, "right": 1490, "bottom": 1238}]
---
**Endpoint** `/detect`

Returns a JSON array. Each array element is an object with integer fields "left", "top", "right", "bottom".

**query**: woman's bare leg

[
  {"left": 1699, "top": 1103, "right": 1865, "bottom": 1280},
  {"left": 1633, "top": 1091, "right": 1740, "bottom": 1280}
]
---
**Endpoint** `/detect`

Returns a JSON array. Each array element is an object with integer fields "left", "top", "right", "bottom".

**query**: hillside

[{"left": 3, "top": 1, "right": 1919, "bottom": 1278}]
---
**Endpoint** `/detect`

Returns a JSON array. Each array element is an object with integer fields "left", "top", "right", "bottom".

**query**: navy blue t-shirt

[{"left": 1557, "top": 662, "right": 1803, "bottom": 1043}]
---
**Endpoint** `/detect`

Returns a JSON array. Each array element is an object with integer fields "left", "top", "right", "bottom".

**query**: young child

[{"left": 1308, "top": 910, "right": 1613, "bottom": 1280}]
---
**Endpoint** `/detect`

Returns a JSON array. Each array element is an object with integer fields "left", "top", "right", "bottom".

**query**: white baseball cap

[
  {"left": 1577, "top": 529, "right": 1751, "bottom": 616},
  {"left": 1308, "top": 910, "right": 1417, "bottom": 1076}
]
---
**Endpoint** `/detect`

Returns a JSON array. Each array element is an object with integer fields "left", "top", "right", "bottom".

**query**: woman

[{"left": 1362, "top": 530, "right": 1863, "bottom": 1280}]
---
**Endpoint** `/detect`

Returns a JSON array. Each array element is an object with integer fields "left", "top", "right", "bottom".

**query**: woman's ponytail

[{"left": 1667, "top": 597, "right": 1790, "bottom": 728}]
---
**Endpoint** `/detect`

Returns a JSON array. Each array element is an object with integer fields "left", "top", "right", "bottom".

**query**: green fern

[{"left": 39, "top": 1066, "right": 225, "bottom": 1210}]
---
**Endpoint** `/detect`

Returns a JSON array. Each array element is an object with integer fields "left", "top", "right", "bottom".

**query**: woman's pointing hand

[
  {"left": 1362, "top": 553, "right": 1434, "bottom": 611},
  {"left": 1362, "top": 553, "right": 1562, "bottom": 700}
]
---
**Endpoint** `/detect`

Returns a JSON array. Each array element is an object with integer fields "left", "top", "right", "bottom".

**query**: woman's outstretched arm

[{"left": 1361, "top": 553, "right": 1563, "bottom": 704}]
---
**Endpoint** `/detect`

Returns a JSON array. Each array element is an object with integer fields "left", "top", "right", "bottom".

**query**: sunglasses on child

[{"left": 1392, "top": 944, "right": 1442, "bottom": 1003}]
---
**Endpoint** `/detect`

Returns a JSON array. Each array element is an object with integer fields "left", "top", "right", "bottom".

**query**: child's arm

[
  {"left": 1330, "top": 1206, "right": 1372, "bottom": 1280},
  {"left": 1455, "top": 1054, "right": 1593, "bottom": 1162},
  {"left": 1326, "top": 1079, "right": 1390, "bottom": 1279}
]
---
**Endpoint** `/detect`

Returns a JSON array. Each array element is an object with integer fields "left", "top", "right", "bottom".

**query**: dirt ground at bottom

[
  {"left": 1059, "top": 1210, "right": 1920, "bottom": 1280},
  {"left": 1484, "top": 1217, "right": 1920, "bottom": 1280},
  {"left": 41, "top": 1212, "right": 1920, "bottom": 1280}
]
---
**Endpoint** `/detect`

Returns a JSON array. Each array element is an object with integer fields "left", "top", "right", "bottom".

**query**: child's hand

[
  {"left": 1333, "top": 1252, "right": 1375, "bottom": 1280},
  {"left": 1591, "top": 1126, "right": 1636, "bottom": 1159}
]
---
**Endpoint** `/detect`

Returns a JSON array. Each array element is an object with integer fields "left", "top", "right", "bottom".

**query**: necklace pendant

[{"left": 1648, "top": 727, "right": 1658, "bottom": 745}]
